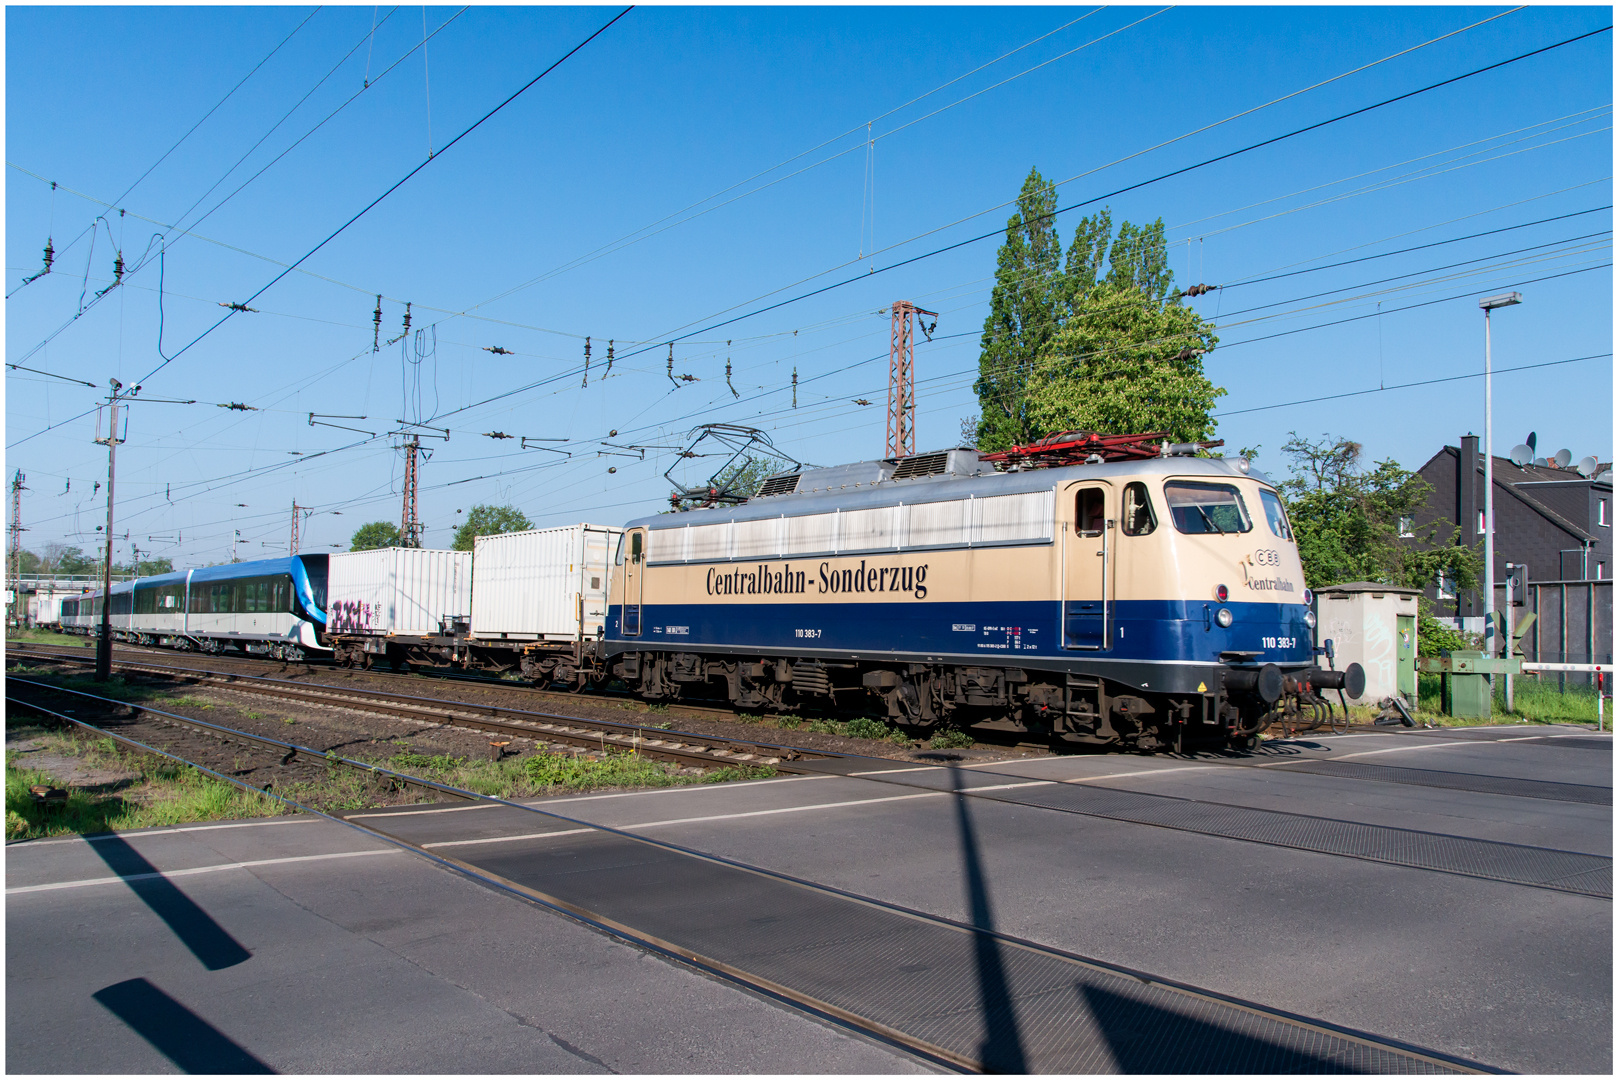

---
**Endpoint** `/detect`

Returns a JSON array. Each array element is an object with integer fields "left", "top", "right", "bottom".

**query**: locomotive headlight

[
  {"left": 1215, "top": 607, "right": 1234, "bottom": 628},
  {"left": 1234, "top": 457, "right": 1251, "bottom": 474},
  {"left": 1303, "top": 610, "right": 1318, "bottom": 629}
]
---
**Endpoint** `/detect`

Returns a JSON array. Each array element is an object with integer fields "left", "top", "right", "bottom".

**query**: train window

[
  {"left": 1163, "top": 481, "right": 1252, "bottom": 534},
  {"left": 614, "top": 533, "right": 625, "bottom": 566},
  {"left": 630, "top": 532, "right": 643, "bottom": 563},
  {"left": 1075, "top": 489, "right": 1105, "bottom": 537},
  {"left": 1259, "top": 490, "right": 1293, "bottom": 540},
  {"left": 1122, "top": 483, "right": 1156, "bottom": 536}
]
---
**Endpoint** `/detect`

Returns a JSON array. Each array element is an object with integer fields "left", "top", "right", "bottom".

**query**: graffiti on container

[{"left": 328, "top": 600, "right": 376, "bottom": 632}]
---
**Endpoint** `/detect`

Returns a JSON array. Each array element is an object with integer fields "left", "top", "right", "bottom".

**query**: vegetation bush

[
  {"left": 930, "top": 729, "right": 975, "bottom": 750},
  {"left": 843, "top": 717, "right": 891, "bottom": 740}
]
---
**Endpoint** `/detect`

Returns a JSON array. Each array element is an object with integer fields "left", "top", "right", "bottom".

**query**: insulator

[
  {"left": 582, "top": 337, "right": 591, "bottom": 388},
  {"left": 605, "top": 339, "right": 614, "bottom": 376}
]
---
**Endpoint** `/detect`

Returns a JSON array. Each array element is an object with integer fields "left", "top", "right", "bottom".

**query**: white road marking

[
  {"left": 346, "top": 772, "right": 834, "bottom": 820},
  {"left": 1329, "top": 735, "right": 1568, "bottom": 762},
  {"left": 7, "top": 848, "right": 398, "bottom": 894},
  {"left": 7, "top": 816, "right": 320, "bottom": 849},
  {"left": 422, "top": 782, "right": 1058, "bottom": 849}
]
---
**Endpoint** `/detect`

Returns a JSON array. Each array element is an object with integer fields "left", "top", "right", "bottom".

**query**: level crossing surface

[{"left": 6, "top": 724, "right": 1610, "bottom": 1073}]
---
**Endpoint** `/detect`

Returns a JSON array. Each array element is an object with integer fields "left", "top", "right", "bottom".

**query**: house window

[
  {"left": 1437, "top": 571, "right": 1456, "bottom": 600},
  {"left": 1600, "top": 499, "right": 1609, "bottom": 527},
  {"left": 1398, "top": 516, "right": 1413, "bottom": 538},
  {"left": 1599, "top": 561, "right": 1607, "bottom": 580},
  {"left": 1478, "top": 510, "right": 1487, "bottom": 534}
]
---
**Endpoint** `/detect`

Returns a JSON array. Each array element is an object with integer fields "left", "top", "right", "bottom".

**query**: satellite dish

[
  {"left": 1577, "top": 455, "right": 1599, "bottom": 478},
  {"left": 1554, "top": 449, "right": 1573, "bottom": 468},
  {"left": 1510, "top": 444, "right": 1533, "bottom": 467},
  {"left": 1600, "top": 470, "right": 1614, "bottom": 483},
  {"left": 1533, "top": 457, "right": 1550, "bottom": 467},
  {"left": 1527, "top": 431, "right": 1538, "bottom": 454}
]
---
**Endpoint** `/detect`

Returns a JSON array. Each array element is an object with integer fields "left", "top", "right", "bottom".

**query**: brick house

[{"left": 1410, "top": 435, "right": 1611, "bottom": 672}]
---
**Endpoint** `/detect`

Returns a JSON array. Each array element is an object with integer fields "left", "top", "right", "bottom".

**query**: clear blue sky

[{"left": 6, "top": 5, "right": 1612, "bottom": 567}]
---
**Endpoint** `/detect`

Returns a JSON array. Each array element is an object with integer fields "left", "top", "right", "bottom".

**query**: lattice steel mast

[{"left": 885, "top": 301, "right": 936, "bottom": 457}]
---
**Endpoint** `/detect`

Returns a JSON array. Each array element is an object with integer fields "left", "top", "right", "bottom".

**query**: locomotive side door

[
  {"left": 622, "top": 529, "right": 645, "bottom": 636},
  {"left": 1061, "top": 482, "right": 1113, "bottom": 650}
]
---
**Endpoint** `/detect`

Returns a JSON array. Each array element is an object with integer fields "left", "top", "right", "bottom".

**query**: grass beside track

[
  {"left": 4, "top": 684, "right": 781, "bottom": 840},
  {"left": 6, "top": 731, "right": 282, "bottom": 842}
]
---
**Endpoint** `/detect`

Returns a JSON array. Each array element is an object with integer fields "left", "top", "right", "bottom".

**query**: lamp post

[{"left": 1478, "top": 291, "right": 1521, "bottom": 687}]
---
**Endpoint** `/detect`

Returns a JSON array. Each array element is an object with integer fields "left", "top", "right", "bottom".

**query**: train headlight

[
  {"left": 1303, "top": 610, "right": 1318, "bottom": 629},
  {"left": 1215, "top": 607, "right": 1234, "bottom": 628},
  {"left": 1234, "top": 457, "right": 1251, "bottom": 474}
]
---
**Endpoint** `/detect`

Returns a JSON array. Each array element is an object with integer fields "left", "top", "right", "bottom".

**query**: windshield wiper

[{"left": 1195, "top": 504, "right": 1226, "bottom": 535}]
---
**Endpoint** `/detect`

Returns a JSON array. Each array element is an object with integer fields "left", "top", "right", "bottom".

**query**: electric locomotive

[{"left": 601, "top": 433, "right": 1360, "bottom": 750}]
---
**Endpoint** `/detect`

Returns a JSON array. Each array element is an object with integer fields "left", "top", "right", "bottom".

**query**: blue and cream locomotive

[{"left": 603, "top": 436, "right": 1358, "bottom": 750}]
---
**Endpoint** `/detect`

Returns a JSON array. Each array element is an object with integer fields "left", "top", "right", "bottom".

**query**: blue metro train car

[{"left": 59, "top": 555, "right": 329, "bottom": 660}]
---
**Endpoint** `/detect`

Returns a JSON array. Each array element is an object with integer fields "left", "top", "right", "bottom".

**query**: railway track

[
  {"left": 8, "top": 638, "right": 1397, "bottom": 746},
  {"left": 6, "top": 677, "right": 469, "bottom": 801},
  {"left": 7, "top": 644, "right": 848, "bottom": 775},
  {"left": 8, "top": 638, "right": 742, "bottom": 722}
]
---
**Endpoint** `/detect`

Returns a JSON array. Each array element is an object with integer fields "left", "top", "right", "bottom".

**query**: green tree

[
  {"left": 116, "top": 557, "right": 174, "bottom": 576},
  {"left": 1024, "top": 282, "right": 1221, "bottom": 443},
  {"left": 452, "top": 505, "right": 532, "bottom": 550},
  {"left": 1278, "top": 433, "right": 1479, "bottom": 593},
  {"left": 974, "top": 168, "right": 1064, "bottom": 452},
  {"left": 350, "top": 521, "right": 401, "bottom": 551},
  {"left": 970, "top": 170, "right": 1216, "bottom": 449}
]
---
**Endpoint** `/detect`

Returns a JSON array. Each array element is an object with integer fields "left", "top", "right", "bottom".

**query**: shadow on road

[
  {"left": 89, "top": 833, "right": 251, "bottom": 970},
  {"left": 93, "top": 978, "right": 273, "bottom": 1073},
  {"left": 948, "top": 764, "right": 1028, "bottom": 1073}
]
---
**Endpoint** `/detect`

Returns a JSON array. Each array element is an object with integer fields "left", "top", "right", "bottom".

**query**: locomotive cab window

[
  {"left": 1075, "top": 489, "right": 1106, "bottom": 536},
  {"left": 1122, "top": 482, "right": 1156, "bottom": 536},
  {"left": 1259, "top": 489, "right": 1293, "bottom": 540},
  {"left": 1164, "top": 481, "right": 1251, "bottom": 534},
  {"left": 614, "top": 533, "right": 625, "bottom": 566}
]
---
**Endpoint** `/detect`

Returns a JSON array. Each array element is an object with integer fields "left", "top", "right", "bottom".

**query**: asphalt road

[
  {"left": 7, "top": 723, "right": 1610, "bottom": 1073},
  {"left": 6, "top": 817, "right": 934, "bottom": 1074}
]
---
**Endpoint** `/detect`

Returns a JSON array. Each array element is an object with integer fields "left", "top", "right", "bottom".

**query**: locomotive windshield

[
  {"left": 1164, "top": 481, "right": 1252, "bottom": 535},
  {"left": 1259, "top": 489, "right": 1293, "bottom": 540}
]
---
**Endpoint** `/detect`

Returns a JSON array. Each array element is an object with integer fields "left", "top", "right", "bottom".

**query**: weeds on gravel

[
  {"left": 6, "top": 758, "right": 281, "bottom": 842},
  {"left": 523, "top": 750, "right": 683, "bottom": 790},
  {"left": 930, "top": 729, "right": 975, "bottom": 750}
]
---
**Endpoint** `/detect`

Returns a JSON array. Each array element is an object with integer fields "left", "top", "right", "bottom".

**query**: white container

[
  {"left": 328, "top": 547, "right": 473, "bottom": 637},
  {"left": 471, "top": 524, "right": 621, "bottom": 641}
]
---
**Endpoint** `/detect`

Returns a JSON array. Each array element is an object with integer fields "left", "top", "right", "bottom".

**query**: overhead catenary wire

[
  {"left": 598, "top": 23, "right": 1614, "bottom": 366},
  {"left": 132, "top": 6, "right": 635, "bottom": 389}
]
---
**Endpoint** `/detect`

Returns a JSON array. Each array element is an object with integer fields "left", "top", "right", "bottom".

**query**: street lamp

[{"left": 1478, "top": 291, "right": 1521, "bottom": 675}]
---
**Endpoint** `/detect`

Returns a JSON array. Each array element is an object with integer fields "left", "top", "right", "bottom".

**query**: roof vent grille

[
  {"left": 755, "top": 473, "right": 800, "bottom": 498},
  {"left": 891, "top": 451, "right": 950, "bottom": 480}
]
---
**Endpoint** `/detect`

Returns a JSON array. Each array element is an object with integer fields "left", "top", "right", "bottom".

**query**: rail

[{"left": 7, "top": 645, "right": 846, "bottom": 774}]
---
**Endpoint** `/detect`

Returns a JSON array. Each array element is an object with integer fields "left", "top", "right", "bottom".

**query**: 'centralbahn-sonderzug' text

[{"left": 705, "top": 560, "right": 930, "bottom": 599}]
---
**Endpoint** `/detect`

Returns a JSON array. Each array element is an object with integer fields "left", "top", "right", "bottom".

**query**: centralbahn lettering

[
  {"left": 704, "top": 559, "right": 931, "bottom": 599},
  {"left": 706, "top": 564, "right": 808, "bottom": 596}
]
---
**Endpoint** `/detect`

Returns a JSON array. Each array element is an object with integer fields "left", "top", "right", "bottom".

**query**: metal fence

[{"left": 1496, "top": 579, "right": 1613, "bottom": 688}]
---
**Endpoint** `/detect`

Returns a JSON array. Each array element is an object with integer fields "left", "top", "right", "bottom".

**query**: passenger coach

[
  {"left": 60, "top": 555, "right": 329, "bottom": 659},
  {"left": 603, "top": 438, "right": 1358, "bottom": 750}
]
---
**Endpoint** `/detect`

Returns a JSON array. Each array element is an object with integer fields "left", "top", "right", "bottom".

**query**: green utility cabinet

[{"left": 1418, "top": 651, "right": 1522, "bottom": 719}]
